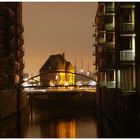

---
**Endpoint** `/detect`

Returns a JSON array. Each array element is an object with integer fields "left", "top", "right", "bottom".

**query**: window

[
  {"left": 99, "top": 72, "right": 106, "bottom": 86},
  {"left": 119, "top": 67, "right": 135, "bottom": 91},
  {"left": 106, "top": 32, "right": 115, "bottom": 42},
  {"left": 120, "top": 8, "right": 132, "bottom": 22},
  {"left": 106, "top": 70, "right": 116, "bottom": 88},
  {"left": 99, "top": 4, "right": 104, "bottom": 14},
  {"left": 105, "top": 15, "right": 113, "bottom": 23},
  {"left": 106, "top": 53, "right": 115, "bottom": 66},
  {"left": 105, "top": 2, "right": 114, "bottom": 13},
  {"left": 120, "top": 36, "right": 132, "bottom": 50}
]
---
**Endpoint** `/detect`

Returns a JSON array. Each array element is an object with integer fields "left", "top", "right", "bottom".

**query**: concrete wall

[{"left": 0, "top": 89, "right": 29, "bottom": 137}]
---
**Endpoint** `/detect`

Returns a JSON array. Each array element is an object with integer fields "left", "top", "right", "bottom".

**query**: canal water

[{"left": 23, "top": 106, "right": 98, "bottom": 138}]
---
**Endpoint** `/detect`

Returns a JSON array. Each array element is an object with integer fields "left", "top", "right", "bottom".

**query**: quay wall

[
  {"left": 28, "top": 91, "right": 96, "bottom": 109},
  {"left": 96, "top": 88, "right": 140, "bottom": 138},
  {"left": 0, "top": 89, "right": 29, "bottom": 137}
]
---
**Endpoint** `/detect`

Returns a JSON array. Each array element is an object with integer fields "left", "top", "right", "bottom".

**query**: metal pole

[{"left": 17, "top": 86, "right": 21, "bottom": 137}]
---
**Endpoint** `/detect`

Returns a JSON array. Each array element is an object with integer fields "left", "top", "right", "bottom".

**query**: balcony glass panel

[
  {"left": 105, "top": 23, "right": 114, "bottom": 31},
  {"left": 105, "top": 5, "right": 114, "bottom": 13},
  {"left": 107, "top": 81, "right": 115, "bottom": 88},
  {"left": 121, "top": 23, "right": 134, "bottom": 32},
  {"left": 100, "top": 81, "right": 106, "bottom": 87},
  {"left": 120, "top": 50, "right": 135, "bottom": 61},
  {"left": 99, "top": 38, "right": 105, "bottom": 44}
]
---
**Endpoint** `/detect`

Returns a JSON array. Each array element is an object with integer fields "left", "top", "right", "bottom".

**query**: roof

[{"left": 40, "top": 53, "right": 74, "bottom": 72}]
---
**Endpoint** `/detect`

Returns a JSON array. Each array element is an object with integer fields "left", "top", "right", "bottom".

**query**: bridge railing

[{"left": 22, "top": 84, "right": 96, "bottom": 93}]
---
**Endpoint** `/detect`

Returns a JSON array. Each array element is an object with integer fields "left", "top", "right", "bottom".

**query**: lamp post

[{"left": 16, "top": 85, "right": 21, "bottom": 137}]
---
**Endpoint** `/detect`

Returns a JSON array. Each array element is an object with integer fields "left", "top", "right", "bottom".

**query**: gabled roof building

[{"left": 40, "top": 53, "right": 75, "bottom": 86}]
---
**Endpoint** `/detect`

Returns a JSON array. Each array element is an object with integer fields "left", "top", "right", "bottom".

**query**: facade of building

[
  {"left": 0, "top": 3, "right": 28, "bottom": 137},
  {"left": 0, "top": 2, "right": 24, "bottom": 88},
  {"left": 40, "top": 53, "right": 75, "bottom": 86},
  {"left": 94, "top": 2, "right": 140, "bottom": 137}
]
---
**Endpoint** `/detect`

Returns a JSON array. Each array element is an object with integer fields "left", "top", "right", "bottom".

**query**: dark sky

[{"left": 22, "top": 2, "right": 97, "bottom": 75}]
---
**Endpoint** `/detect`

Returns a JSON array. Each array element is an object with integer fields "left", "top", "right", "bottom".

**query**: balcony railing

[
  {"left": 120, "top": 50, "right": 135, "bottom": 61},
  {"left": 99, "top": 38, "right": 105, "bottom": 44},
  {"left": 121, "top": 23, "right": 134, "bottom": 32},
  {"left": 100, "top": 81, "right": 106, "bottom": 87},
  {"left": 105, "top": 23, "right": 114, "bottom": 31},
  {"left": 106, "top": 42, "right": 115, "bottom": 50},
  {"left": 107, "top": 81, "right": 115, "bottom": 88},
  {"left": 105, "top": 5, "right": 114, "bottom": 13}
]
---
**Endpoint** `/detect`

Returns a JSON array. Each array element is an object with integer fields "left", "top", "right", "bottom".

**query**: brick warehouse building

[
  {"left": 40, "top": 53, "right": 75, "bottom": 86},
  {"left": 0, "top": 3, "right": 28, "bottom": 137},
  {"left": 94, "top": 2, "right": 140, "bottom": 137}
]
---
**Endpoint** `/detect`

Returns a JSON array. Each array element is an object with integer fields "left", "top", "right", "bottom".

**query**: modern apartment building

[{"left": 94, "top": 2, "right": 140, "bottom": 137}]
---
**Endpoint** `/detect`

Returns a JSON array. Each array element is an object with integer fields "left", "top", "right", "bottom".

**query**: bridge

[
  {"left": 19, "top": 70, "right": 97, "bottom": 110},
  {"left": 21, "top": 70, "right": 97, "bottom": 94}
]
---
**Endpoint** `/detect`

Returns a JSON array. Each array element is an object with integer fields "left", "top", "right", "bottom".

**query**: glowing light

[
  {"left": 86, "top": 71, "right": 90, "bottom": 75},
  {"left": 87, "top": 81, "right": 97, "bottom": 86},
  {"left": 80, "top": 69, "right": 84, "bottom": 73},
  {"left": 24, "top": 89, "right": 46, "bottom": 92},
  {"left": 64, "top": 82, "right": 69, "bottom": 86},
  {"left": 56, "top": 75, "right": 58, "bottom": 80},
  {"left": 23, "top": 78, "right": 28, "bottom": 81},
  {"left": 76, "top": 81, "right": 82, "bottom": 86},
  {"left": 22, "top": 82, "right": 30, "bottom": 87}
]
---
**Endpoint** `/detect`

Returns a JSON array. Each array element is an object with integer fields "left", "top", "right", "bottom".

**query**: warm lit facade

[
  {"left": 40, "top": 53, "right": 75, "bottom": 86},
  {"left": 94, "top": 2, "right": 140, "bottom": 137}
]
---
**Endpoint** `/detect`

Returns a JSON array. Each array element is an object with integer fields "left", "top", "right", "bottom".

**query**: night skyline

[{"left": 22, "top": 2, "right": 98, "bottom": 75}]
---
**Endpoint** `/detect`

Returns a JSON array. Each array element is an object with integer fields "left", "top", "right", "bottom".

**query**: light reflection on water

[{"left": 24, "top": 107, "right": 97, "bottom": 138}]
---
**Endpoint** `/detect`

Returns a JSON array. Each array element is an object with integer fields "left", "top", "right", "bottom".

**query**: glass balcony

[
  {"left": 106, "top": 43, "right": 115, "bottom": 50},
  {"left": 105, "top": 23, "right": 114, "bottom": 31},
  {"left": 107, "top": 81, "right": 115, "bottom": 88},
  {"left": 121, "top": 23, "right": 134, "bottom": 32},
  {"left": 105, "top": 5, "right": 114, "bottom": 13},
  {"left": 120, "top": 50, "right": 135, "bottom": 61},
  {"left": 99, "top": 38, "right": 105, "bottom": 44},
  {"left": 100, "top": 81, "right": 106, "bottom": 87}
]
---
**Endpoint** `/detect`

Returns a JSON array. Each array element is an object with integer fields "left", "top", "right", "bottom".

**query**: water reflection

[{"left": 24, "top": 106, "right": 97, "bottom": 138}]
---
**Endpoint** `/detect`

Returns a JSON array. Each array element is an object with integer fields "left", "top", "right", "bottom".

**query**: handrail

[{"left": 17, "top": 70, "right": 97, "bottom": 87}]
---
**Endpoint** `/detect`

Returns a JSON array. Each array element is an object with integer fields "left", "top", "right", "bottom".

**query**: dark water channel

[{"left": 23, "top": 105, "right": 98, "bottom": 138}]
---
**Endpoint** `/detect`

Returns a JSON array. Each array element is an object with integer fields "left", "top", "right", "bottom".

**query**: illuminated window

[{"left": 106, "top": 70, "right": 116, "bottom": 88}]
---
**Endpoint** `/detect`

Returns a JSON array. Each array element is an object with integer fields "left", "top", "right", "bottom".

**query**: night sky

[{"left": 22, "top": 2, "right": 98, "bottom": 75}]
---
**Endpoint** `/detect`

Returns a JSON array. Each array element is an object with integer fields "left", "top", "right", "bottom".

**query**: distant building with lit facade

[
  {"left": 40, "top": 53, "right": 75, "bottom": 86},
  {"left": 94, "top": 2, "right": 140, "bottom": 137}
]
